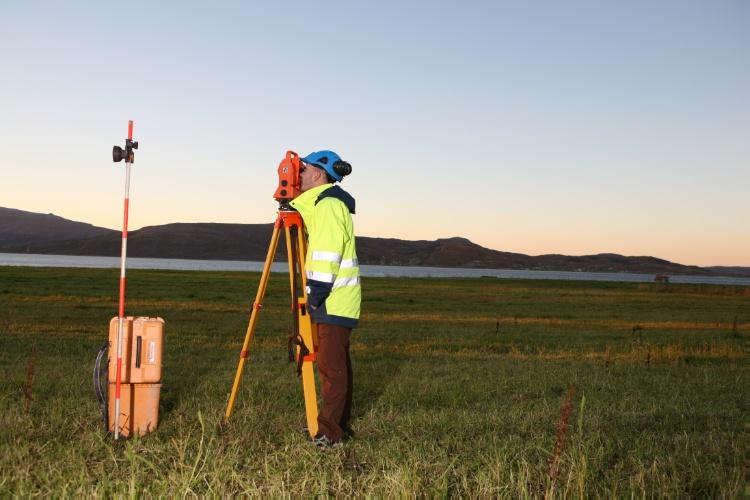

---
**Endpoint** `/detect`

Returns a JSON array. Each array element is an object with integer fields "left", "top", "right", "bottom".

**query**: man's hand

[{"left": 306, "top": 284, "right": 330, "bottom": 310}]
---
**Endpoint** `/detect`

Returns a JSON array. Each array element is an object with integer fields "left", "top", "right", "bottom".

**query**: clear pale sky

[{"left": 1, "top": 1, "right": 748, "bottom": 266}]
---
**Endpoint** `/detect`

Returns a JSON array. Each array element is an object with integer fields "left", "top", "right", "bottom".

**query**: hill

[
  {"left": 0, "top": 207, "right": 113, "bottom": 249},
  {"left": 1, "top": 207, "right": 745, "bottom": 276}
]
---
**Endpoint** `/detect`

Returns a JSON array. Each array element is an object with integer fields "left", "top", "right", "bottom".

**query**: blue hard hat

[{"left": 302, "top": 150, "right": 344, "bottom": 182}]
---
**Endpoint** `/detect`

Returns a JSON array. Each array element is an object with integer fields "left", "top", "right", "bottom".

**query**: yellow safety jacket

[{"left": 290, "top": 183, "right": 361, "bottom": 328}]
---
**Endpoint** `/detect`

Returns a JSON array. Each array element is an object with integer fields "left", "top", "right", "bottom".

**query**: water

[{"left": 1, "top": 252, "right": 748, "bottom": 286}]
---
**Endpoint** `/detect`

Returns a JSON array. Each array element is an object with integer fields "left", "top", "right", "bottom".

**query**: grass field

[{"left": 0, "top": 266, "right": 747, "bottom": 496}]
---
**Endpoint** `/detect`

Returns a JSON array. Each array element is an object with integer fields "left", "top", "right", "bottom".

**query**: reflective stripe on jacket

[{"left": 290, "top": 183, "right": 361, "bottom": 328}]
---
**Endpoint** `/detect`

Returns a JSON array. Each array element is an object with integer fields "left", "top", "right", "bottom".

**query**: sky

[{"left": 1, "top": 1, "right": 748, "bottom": 267}]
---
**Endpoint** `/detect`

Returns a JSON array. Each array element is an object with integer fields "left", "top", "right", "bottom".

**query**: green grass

[{"left": 0, "top": 266, "right": 746, "bottom": 496}]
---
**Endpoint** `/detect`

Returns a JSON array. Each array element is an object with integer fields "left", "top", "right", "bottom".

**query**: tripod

[{"left": 223, "top": 205, "right": 320, "bottom": 436}]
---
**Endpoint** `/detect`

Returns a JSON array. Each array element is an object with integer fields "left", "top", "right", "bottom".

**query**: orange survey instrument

[
  {"left": 224, "top": 151, "right": 320, "bottom": 437},
  {"left": 273, "top": 150, "right": 303, "bottom": 202}
]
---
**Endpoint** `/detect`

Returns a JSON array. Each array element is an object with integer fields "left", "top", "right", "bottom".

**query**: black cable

[{"left": 93, "top": 342, "right": 109, "bottom": 431}]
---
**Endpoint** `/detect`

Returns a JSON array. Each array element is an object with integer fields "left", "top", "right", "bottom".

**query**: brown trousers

[{"left": 316, "top": 323, "right": 352, "bottom": 442}]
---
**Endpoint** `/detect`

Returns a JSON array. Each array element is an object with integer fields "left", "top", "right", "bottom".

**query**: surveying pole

[
  {"left": 224, "top": 151, "right": 320, "bottom": 437},
  {"left": 111, "top": 120, "right": 138, "bottom": 439}
]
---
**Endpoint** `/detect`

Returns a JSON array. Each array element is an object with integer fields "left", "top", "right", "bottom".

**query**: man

[{"left": 289, "top": 150, "right": 361, "bottom": 448}]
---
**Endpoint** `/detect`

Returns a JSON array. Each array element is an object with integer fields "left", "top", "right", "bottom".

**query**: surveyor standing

[{"left": 290, "top": 150, "right": 361, "bottom": 448}]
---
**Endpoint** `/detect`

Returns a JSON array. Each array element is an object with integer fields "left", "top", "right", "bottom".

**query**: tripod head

[{"left": 113, "top": 121, "right": 138, "bottom": 163}]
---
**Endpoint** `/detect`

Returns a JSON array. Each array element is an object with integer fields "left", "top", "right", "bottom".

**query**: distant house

[{"left": 654, "top": 274, "right": 670, "bottom": 283}]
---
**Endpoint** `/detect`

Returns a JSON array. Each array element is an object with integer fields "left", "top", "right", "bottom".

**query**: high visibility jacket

[{"left": 290, "top": 183, "right": 361, "bottom": 328}]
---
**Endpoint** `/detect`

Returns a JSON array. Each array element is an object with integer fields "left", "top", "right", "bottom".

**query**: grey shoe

[
  {"left": 302, "top": 421, "right": 352, "bottom": 436},
  {"left": 312, "top": 433, "right": 342, "bottom": 449}
]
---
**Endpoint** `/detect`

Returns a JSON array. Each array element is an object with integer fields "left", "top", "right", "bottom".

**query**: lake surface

[{"left": 1, "top": 253, "right": 748, "bottom": 286}]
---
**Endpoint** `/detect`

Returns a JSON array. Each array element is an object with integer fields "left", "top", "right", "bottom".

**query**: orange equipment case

[{"left": 108, "top": 316, "right": 164, "bottom": 437}]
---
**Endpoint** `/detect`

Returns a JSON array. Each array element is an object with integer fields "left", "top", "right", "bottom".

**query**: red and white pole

[{"left": 113, "top": 120, "right": 135, "bottom": 439}]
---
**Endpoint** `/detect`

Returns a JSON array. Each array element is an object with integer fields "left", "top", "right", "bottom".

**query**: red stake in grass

[{"left": 111, "top": 120, "right": 138, "bottom": 439}]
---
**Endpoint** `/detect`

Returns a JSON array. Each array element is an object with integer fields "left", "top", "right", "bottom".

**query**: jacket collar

[
  {"left": 289, "top": 183, "right": 333, "bottom": 218},
  {"left": 316, "top": 185, "right": 356, "bottom": 214}
]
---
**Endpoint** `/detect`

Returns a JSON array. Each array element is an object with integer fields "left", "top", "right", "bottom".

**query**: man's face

[{"left": 299, "top": 161, "right": 323, "bottom": 192}]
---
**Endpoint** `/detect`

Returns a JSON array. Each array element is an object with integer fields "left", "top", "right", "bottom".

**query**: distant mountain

[
  {"left": 703, "top": 266, "right": 750, "bottom": 278},
  {"left": 0, "top": 207, "right": 113, "bottom": 249},
  {"left": 1, "top": 207, "right": 747, "bottom": 277},
  {"left": 356, "top": 236, "right": 530, "bottom": 268},
  {"left": 16, "top": 222, "right": 279, "bottom": 261},
  {"left": 529, "top": 253, "right": 708, "bottom": 275}
]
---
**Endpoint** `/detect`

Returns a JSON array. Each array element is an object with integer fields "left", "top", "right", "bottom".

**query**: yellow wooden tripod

[{"left": 223, "top": 207, "right": 319, "bottom": 436}]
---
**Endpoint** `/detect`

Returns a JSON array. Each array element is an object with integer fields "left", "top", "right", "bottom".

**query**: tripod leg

[
  {"left": 299, "top": 330, "right": 319, "bottom": 437},
  {"left": 224, "top": 219, "right": 282, "bottom": 423},
  {"left": 296, "top": 232, "right": 316, "bottom": 355},
  {"left": 284, "top": 225, "right": 301, "bottom": 361},
  {"left": 294, "top": 229, "right": 319, "bottom": 437}
]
